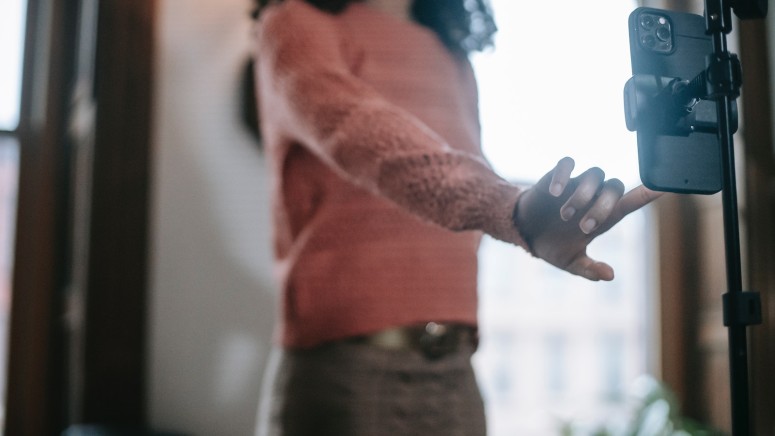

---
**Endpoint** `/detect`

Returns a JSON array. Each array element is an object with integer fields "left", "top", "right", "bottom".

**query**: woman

[{"left": 251, "top": 0, "right": 659, "bottom": 434}]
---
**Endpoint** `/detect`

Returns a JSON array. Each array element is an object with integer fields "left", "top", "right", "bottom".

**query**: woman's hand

[{"left": 514, "top": 157, "right": 662, "bottom": 281}]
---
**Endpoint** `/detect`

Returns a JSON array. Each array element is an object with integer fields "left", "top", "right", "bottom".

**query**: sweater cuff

[{"left": 483, "top": 183, "right": 532, "bottom": 254}]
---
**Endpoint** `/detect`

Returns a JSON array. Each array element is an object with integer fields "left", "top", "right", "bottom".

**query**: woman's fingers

[
  {"left": 549, "top": 157, "right": 575, "bottom": 197},
  {"left": 520, "top": 158, "right": 664, "bottom": 282},
  {"left": 578, "top": 178, "right": 626, "bottom": 234},
  {"left": 615, "top": 185, "right": 663, "bottom": 218},
  {"left": 554, "top": 166, "right": 630, "bottom": 234},
  {"left": 569, "top": 257, "right": 615, "bottom": 282},
  {"left": 559, "top": 167, "right": 605, "bottom": 222}
]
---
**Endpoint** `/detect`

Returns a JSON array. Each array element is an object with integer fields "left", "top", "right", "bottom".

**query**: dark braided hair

[{"left": 250, "top": 0, "right": 497, "bottom": 55}]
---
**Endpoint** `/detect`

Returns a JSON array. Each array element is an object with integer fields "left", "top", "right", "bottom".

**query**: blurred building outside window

[
  {"left": 0, "top": 0, "right": 28, "bottom": 428},
  {"left": 471, "top": 1, "right": 656, "bottom": 434}
]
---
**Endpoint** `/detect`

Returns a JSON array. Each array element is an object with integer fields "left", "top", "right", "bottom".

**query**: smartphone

[{"left": 626, "top": 7, "right": 722, "bottom": 194}]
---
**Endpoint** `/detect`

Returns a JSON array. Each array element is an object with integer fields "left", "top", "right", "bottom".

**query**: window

[
  {"left": 0, "top": 0, "right": 27, "bottom": 427},
  {"left": 471, "top": 1, "right": 655, "bottom": 434},
  {"left": 0, "top": 0, "right": 26, "bottom": 132}
]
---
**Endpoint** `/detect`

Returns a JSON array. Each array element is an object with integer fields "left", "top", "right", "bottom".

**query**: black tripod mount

[
  {"left": 624, "top": 0, "right": 767, "bottom": 434},
  {"left": 666, "top": 0, "right": 765, "bottom": 434}
]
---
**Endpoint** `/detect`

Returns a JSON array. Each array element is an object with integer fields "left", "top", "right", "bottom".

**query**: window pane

[
  {"left": 0, "top": 0, "right": 25, "bottom": 427},
  {"left": 0, "top": 0, "right": 28, "bottom": 131},
  {"left": 0, "top": 136, "right": 19, "bottom": 429},
  {"left": 472, "top": 1, "right": 653, "bottom": 435}
]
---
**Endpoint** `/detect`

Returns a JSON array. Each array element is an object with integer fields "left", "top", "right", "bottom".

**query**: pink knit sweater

[{"left": 254, "top": 0, "right": 527, "bottom": 348}]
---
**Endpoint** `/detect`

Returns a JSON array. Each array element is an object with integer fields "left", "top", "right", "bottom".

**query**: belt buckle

[{"left": 419, "top": 322, "right": 458, "bottom": 359}]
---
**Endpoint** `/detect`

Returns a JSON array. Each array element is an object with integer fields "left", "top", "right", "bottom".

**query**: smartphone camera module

[
  {"left": 638, "top": 12, "right": 673, "bottom": 53},
  {"left": 639, "top": 14, "right": 656, "bottom": 30}
]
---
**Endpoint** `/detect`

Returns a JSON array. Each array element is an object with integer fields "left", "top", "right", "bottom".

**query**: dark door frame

[
  {"left": 654, "top": 10, "right": 775, "bottom": 435},
  {"left": 5, "top": 0, "right": 156, "bottom": 433},
  {"left": 738, "top": 17, "right": 775, "bottom": 436}
]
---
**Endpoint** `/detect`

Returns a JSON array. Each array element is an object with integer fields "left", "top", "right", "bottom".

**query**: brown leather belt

[{"left": 356, "top": 322, "right": 475, "bottom": 359}]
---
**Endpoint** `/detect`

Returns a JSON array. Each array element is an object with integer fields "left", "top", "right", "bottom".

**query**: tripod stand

[
  {"left": 624, "top": 0, "right": 766, "bottom": 433},
  {"left": 702, "top": 1, "right": 765, "bottom": 434}
]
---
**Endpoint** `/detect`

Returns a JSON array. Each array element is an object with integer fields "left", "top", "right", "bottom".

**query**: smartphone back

[
  {"left": 629, "top": 8, "right": 710, "bottom": 79},
  {"left": 628, "top": 7, "right": 722, "bottom": 194}
]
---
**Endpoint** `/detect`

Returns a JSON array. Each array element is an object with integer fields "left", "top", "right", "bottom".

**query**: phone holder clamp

[
  {"left": 623, "top": 74, "right": 738, "bottom": 136},
  {"left": 689, "top": 51, "right": 743, "bottom": 100}
]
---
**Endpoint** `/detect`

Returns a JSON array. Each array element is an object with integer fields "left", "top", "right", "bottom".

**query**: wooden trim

[
  {"left": 655, "top": 194, "right": 703, "bottom": 415},
  {"left": 79, "top": 0, "right": 156, "bottom": 425},
  {"left": 738, "top": 17, "right": 775, "bottom": 436},
  {"left": 5, "top": 0, "right": 157, "bottom": 432},
  {"left": 5, "top": 0, "right": 78, "bottom": 433}
]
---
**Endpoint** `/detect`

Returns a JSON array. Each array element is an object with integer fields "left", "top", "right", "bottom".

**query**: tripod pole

[
  {"left": 718, "top": 89, "right": 751, "bottom": 436},
  {"left": 704, "top": 2, "right": 761, "bottom": 433}
]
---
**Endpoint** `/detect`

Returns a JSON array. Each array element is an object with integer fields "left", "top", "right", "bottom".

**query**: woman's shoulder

[
  {"left": 255, "top": 0, "right": 347, "bottom": 60},
  {"left": 257, "top": 0, "right": 339, "bottom": 36}
]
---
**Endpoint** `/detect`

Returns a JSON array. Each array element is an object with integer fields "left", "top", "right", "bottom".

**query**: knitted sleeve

[{"left": 254, "top": 0, "right": 528, "bottom": 247}]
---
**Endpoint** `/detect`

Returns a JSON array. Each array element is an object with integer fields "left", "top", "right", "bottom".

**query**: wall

[{"left": 148, "top": 0, "right": 276, "bottom": 434}]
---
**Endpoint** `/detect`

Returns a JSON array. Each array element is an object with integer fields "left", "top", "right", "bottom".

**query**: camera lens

[
  {"left": 656, "top": 25, "right": 671, "bottom": 42},
  {"left": 640, "top": 14, "right": 655, "bottom": 30},
  {"left": 641, "top": 35, "right": 656, "bottom": 49}
]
